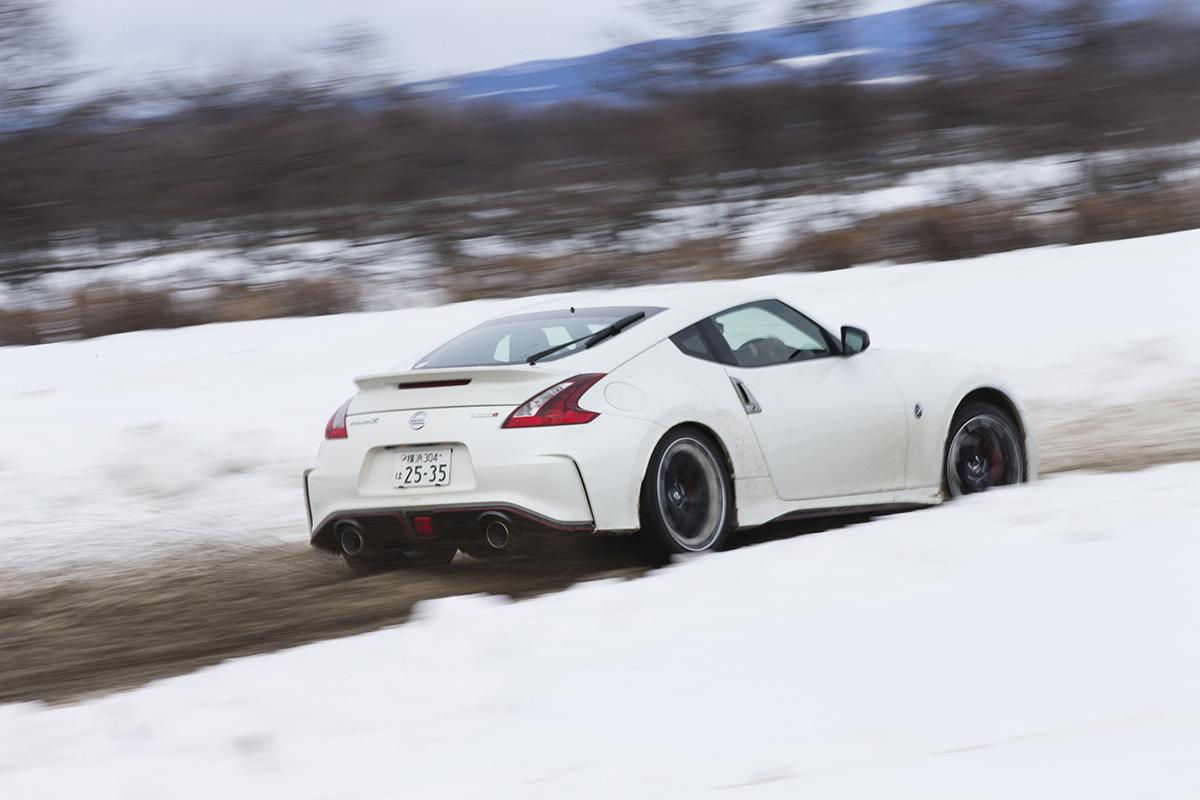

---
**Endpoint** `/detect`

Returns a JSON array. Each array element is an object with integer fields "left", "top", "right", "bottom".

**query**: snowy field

[
  {"left": 2, "top": 463, "right": 1199, "bottom": 798},
  {"left": 2, "top": 229, "right": 1199, "bottom": 573},
  {"left": 2, "top": 229, "right": 1199, "bottom": 797}
]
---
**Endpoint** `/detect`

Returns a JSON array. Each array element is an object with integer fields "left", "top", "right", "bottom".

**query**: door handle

[{"left": 729, "top": 377, "right": 762, "bottom": 414}]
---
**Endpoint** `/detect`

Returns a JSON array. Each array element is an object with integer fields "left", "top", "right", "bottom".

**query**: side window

[
  {"left": 670, "top": 324, "right": 716, "bottom": 361},
  {"left": 712, "top": 301, "right": 832, "bottom": 368}
]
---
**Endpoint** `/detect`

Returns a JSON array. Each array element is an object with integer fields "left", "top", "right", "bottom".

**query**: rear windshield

[{"left": 414, "top": 306, "right": 663, "bottom": 369}]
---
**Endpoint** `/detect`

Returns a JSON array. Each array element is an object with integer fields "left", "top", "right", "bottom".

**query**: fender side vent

[{"left": 730, "top": 377, "right": 762, "bottom": 414}]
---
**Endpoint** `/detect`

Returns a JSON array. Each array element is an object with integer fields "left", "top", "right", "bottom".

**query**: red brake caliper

[{"left": 987, "top": 443, "right": 1004, "bottom": 484}]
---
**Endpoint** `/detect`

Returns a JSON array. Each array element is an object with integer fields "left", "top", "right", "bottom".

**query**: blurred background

[
  {"left": 2, "top": 0, "right": 1197, "bottom": 345},
  {"left": 4, "top": 4, "right": 1200, "bottom": 795}
]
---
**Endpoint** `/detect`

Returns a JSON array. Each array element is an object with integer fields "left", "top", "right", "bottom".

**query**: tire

[
  {"left": 343, "top": 546, "right": 456, "bottom": 577},
  {"left": 636, "top": 427, "right": 734, "bottom": 561},
  {"left": 944, "top": 401, "right": 1026, "bottom": 498}
]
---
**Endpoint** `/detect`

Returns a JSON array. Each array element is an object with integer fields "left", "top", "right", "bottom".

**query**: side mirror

[{"left": 841, "top": 325, "right": 870, "bottom": 356}]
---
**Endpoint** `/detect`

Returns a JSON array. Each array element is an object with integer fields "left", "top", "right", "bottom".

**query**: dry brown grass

[
  {"left": 0, "top": 277, "right": 360, "bottom": 346},
  {"left": 775, "top": 201, "right": 1048, "bottom": 271},
  {"left": 70, "top": 285, "right": 193, "bottom": 339},
  {"left": 1069, "top": 189, "right": 1200, "bottom": 245},
  {"left": 0, "top": 307, "right": 43, "bottom": 346},
  {"left": 765, "top": 185, "right": 1200, "bottom": 273},
  {"left": 440, "top": 238, "right": 736, "bottom": 303},
  {"left": 206, "top": 278, "right": 359, "bottom": 322}
]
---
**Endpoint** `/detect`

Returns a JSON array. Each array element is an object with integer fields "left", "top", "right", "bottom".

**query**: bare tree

[
  {"left": 639, "top": 0, "right": 754, "bottom": 38},
  {"left": 616, "top": 0, "right": 775, "bottom": 99},
  {"left": 0, "top": 0, "right": 69, "bottom": 115},
  {"left": 787, "top": 0, "right": 862, "bottom": 79},
  {"left": 0, "top": 0, "right": 73, "bottom": 278},
  {"left": 788, "top": 0, "right": 860, "bottom": 48},
  {"left": 780, "top": 0, "right": 868, "bottom": 200},
  {"left": 915, "top": 0, "right": 1065, "bottom": 81},
  {"left": 308, "top": 23, "right": 400, "bottom": 99},
  {"left": 622, "top": 1, "right": 781, "bottom": 268}
]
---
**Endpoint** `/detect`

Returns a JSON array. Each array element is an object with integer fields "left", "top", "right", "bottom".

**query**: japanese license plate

[{"left": 393, "top": 447, "right": 452, "bottom": 488}]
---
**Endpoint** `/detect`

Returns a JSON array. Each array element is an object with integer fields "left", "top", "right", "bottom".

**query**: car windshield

[{"left": 413, "top": 306, "right": 663, "bottom": 369}]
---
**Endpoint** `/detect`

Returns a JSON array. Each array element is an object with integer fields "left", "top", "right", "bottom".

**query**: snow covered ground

[
  {"left": 1, "top": 229, "right": 1198, "bottom": 573},
  {"left": 2, "top": 462, "right": 1199, "bottom": 798},
  {"left": 2, "top": 228, "right": 1198, "bottom": 796}
]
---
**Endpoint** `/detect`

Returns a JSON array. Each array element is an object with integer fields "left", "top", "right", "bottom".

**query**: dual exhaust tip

[
  {"left": 337, "top": 514, "right": 512, "bottom": 556},
  {"left": 482, "top": 515, "right": 511, "bottom": 550},
  {"left": 338, "top": 523, "right": 367, "bottom": 557}
]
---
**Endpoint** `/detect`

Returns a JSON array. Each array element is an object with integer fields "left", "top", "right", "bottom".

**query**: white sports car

[{"left": 304, "top": 286, "right": 1036, "bottom": 573}]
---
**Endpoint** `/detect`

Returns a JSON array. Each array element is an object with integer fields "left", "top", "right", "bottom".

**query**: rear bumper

[
  {"left": 304, "top": 411, "right": 664, "bottom": 546},
  {"left": 308, "top": 501, "right": 595, "bottom": 554},
  {"left": 306, "top": 450, "right": 596, "bottom": 545}
]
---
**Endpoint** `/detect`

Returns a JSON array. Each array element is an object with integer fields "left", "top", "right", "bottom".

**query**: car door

[{"left": 707, "top": 300, "right": 908, "bottom": 502}]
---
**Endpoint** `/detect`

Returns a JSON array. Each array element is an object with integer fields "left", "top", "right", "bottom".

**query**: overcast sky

[{"left": 52, "top": 0, "right": 924, "bottom": 88}]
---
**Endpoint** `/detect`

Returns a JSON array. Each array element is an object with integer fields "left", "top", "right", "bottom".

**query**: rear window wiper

[{"left": 527, "top": 311, "right": 646, "bottom": 365}]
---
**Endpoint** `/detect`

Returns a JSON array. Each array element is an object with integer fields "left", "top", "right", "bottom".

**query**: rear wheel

[
  {"left": 944, "top": 402, "right": 1025, "bottom": 498},
  {"left": 637, "top": 427, "right": 734, "bottom": 561}
]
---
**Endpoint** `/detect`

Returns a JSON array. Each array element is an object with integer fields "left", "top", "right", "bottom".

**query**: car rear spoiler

[{"left": 353, "top": 366, "right": 556, "bottom": 392}]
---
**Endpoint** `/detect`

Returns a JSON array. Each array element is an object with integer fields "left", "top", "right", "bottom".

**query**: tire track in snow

[
  {"left": 0, "top": 540, "right": 648, "bottom": 705},
  {"left": 2, "top": 393, "right": 1198, "bottom": 705},
  {"left": 1033, "top": 389, "right": 1200, "bottom": 475}
]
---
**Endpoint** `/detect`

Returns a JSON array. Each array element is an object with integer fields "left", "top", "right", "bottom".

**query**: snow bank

[
  {"left": 2, "top": 463, "right": 1199, "bottom": 798},
  {"left": 1, "top": 230, "right": 1198, "bottom": 572}
]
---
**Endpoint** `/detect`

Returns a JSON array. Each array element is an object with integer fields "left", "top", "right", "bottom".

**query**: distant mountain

[{"left": 406, "top": 0, "right": 1176, "bottom": 107}]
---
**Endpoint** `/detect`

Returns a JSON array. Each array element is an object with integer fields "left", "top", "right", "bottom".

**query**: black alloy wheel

[
  {"left": 945, "top": 402, "right": 1025, "bottom": 498},
  {"left": 638, "top": 427, "right": 734, "bottom": 560}
]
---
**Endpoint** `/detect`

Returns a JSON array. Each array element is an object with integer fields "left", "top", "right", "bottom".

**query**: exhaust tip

[
  {"left": 338, "top": 524, "right": 366, "bottom": 557},
  {"left": 483, "top": 518, "right": 511, "bottom": 550}
]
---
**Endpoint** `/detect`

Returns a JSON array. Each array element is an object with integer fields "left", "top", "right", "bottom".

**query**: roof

[
  {"left": 461, "top": 282, "right": 782, "bottom": 373},
  {"left": 511, "top": 281, "right": 778, "bottom": 327}
]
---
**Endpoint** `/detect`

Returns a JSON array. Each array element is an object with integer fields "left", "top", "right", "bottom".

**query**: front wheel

[
  {"left": 637, "top": 427, "right": 734, "bottom": 561},
  {"left": 944, "top": 402, "right": 1026, "bottom": 498}
]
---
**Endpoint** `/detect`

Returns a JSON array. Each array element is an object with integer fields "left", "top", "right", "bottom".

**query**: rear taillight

[
  {"left": 324, "top": 398, "right": 352, "bottom": 440},
  {"left": 502, "top": 374, "right": 606, "bottom": 429}
]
